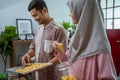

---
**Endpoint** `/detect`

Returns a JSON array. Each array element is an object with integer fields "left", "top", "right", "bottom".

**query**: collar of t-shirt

[{"left": 44, "top": 19, "right": 54, "bottom": 29}]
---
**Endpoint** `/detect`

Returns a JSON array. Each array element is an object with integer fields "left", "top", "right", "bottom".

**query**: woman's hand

[
  {"left": 52, "top": 41, "right": 63, "bottom": 52},
  {"left": 52, "top": 41, "right": 67, "bottom": 63},
  {"left": 54, "top": 51, "right": 68, "bottom": 63},
  {"left": 52, "top": 41, "right": 59, "bottom": 51}
]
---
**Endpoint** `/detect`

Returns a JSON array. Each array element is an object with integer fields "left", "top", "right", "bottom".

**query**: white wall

[
  {"left": 0, "top": 0, "right": 70, "bottom": 73},
  {"left": 0, "top": 56, "right": 10, "bottom": 73},
  {"left": 46, "top": 0, "right": 71, "bottom": 23},
  {"left": 0, "top": 0, "right": 38, "bottom": 32},
  {"left": 0, "top": 0, "right": 71, "bottom": 32}
]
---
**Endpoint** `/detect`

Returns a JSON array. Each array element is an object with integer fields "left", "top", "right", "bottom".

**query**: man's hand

[{"left": 21, "top": 54, "right": 31, "bottom": 66}]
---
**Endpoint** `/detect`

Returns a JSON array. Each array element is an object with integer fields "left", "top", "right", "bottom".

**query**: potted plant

[
  {"left": 61, "top": 21, "right": 71, "bottom": 30},
  {"left": 61, "top": 21, "right": 76, "bottom": 38},
  {"left": 61, "top": 21, "right": 76, "bottom": 30},
  {"left": 0, "top": 26, "right": 18, "bottom": 73},
  {"left": 0, "top": 73, "right": 7, "bottom": 80}
]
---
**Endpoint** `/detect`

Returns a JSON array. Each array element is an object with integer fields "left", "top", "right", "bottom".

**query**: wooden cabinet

[
  {"left": 12, "top": 40, "right": 32, "bottom": 67},
  {"left": 106, "top": 30, "right": 120, "bottom": 75}
]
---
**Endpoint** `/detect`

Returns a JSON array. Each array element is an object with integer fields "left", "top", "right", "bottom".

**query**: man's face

[{"left": 30, "top": 8, "right": 45, "bottom": 25}]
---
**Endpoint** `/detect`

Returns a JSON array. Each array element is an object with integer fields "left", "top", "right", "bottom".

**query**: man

[{"left": 21, "top": 0, "right": 67, "bottom": 80}]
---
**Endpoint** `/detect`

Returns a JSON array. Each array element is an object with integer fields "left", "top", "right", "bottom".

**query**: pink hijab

[{"left": 67, "top": 0, "right": 111, "bottom": 62}]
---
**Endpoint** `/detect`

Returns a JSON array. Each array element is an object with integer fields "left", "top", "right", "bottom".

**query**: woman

[{"left": 53, "top": 0, "right": 117, "bottom": 80}]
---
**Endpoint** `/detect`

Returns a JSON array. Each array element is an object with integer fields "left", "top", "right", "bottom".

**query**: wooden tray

[{"left": 6, "top": 63, "right": 52, "bottom": 74}]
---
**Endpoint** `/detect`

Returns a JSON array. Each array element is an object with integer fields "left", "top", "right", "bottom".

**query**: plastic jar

[{"left": 56, "top": 61, "right": 70, "bottom": 80}]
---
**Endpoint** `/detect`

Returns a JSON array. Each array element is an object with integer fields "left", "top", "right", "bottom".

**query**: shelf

[{"left": 12, "top": 40, "right": 32, "bottom": 67}]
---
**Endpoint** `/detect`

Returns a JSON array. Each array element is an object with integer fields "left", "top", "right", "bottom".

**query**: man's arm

[
  {"left": 26, "top": 48, "right": 35, "bottom": 57},
  {"left": 49, "top": 57, "right": 59, "bottom": 65},
  {"left": 55, "top": 27, "right": 68, "bottom": 52},
  {"left": 49, "top": 27, "right": 68, "bottom": 64}
]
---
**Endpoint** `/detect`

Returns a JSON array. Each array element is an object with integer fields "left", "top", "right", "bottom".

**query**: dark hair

[{"left": 28, "top": 0, "right": 48, "bottom": 12}]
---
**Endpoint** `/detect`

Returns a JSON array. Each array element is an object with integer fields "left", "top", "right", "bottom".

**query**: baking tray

[{"left": 6, "top": 63, "right": 52, "bottom": 74}]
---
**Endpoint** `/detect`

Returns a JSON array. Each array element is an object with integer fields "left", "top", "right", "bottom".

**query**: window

[{"left": 101, "top": 0, "right": 120, "bottom": 29}]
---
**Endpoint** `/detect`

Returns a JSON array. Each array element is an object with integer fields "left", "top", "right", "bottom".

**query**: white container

[{"left": 57, "top": 61, "right": 70, "bottom": 77}]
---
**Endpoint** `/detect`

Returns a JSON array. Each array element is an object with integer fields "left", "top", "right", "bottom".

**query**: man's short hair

[{"left": 28, "top": 0, "right": 48, "bottom": 12}]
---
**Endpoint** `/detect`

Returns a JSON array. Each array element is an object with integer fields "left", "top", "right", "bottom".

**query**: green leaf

[
  {"left": 71, "top": 25, "right": 76, "bottom": 30},
  {"left": 60, "top": 21, "right": 76, "bottom": 30},
  {"left": 61, "top": 21, "right": 71, "bottom": 30},
  {"left": 0, "top": 73, "right": 7, "bottom": 79},
  {"left": 0, "top": 25, "right": 18, "bottom": 72}
]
